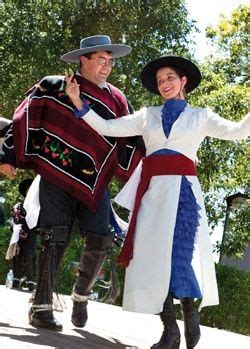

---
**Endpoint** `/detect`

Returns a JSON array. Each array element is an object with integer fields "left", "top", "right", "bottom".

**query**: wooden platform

[{"left": 0, "top": 285, "right": 249, "bottom": 348}]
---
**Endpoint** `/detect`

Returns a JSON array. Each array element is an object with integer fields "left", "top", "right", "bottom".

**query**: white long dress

[{"left": 82, "top": 104, "right": 249, "bottom": 313}]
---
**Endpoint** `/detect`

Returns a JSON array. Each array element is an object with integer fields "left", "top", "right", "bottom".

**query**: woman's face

[{"left": 156, "top": 66, "right": 187, "bottom": 100}]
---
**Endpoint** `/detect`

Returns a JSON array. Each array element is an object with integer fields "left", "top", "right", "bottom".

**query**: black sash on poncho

[{"left": 12, "top": 75, "right": 143, "bottom": 212}]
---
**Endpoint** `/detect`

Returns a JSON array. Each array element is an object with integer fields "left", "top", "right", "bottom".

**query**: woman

[{"left": 66, "top": 55, "right": 249, "bottom": 349}]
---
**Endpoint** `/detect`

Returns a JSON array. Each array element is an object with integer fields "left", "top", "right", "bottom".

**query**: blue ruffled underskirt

[{"left": 152, "top": 149, "right": 202, "bottom": 299}]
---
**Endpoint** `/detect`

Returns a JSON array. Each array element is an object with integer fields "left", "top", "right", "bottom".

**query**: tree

[
  {"left": 2, "top": 0, "right": 194, "bottom": 117},
  {"left": 205, "top": 4, "right": 249, "bottom": 84},
  {"left": 189, "top": 5, "right": 249, "bottom": 258},
  {"left": 2, "top": 0, "right": 75, "bottom": 117}
]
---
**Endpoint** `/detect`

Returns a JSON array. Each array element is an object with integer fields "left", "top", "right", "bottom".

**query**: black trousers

[{"left": 39, "top": 178, "right": 110, "bottom": 236}]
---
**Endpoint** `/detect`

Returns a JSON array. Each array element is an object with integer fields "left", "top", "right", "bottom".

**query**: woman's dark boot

[
  {"left": 71, "top": 232, "right": 113, "bottom": 327},
  {"left": 28, "top": 226, "right": 69, "bottom": 331},
  {"left": 180, "top": 298, "right": 200, "bottom": 349},
  {"left": 151, "top": 294, "right": 181, "bottom": 349}
]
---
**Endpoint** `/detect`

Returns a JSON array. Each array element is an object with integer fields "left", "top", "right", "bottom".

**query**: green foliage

[
  {"left": 195, "top": 6, "right": 249, "bottom": 238},
  {"left": 205, "top": 5, "right": 249, "bottom": 83},
  {"left": 182, "top": 59, "right": 248, "bottom": 255},
  {"left": 200, "top": 264, "right": 250, "bottom": 335},
  {"left": 2, "top": 0, "right": 76, "bottom": 116},
  {"left": 2, "top": 0, "right": 194, "bottom": 117},
  {"left": 191, "top": 81, "right": 249, "bottom": 230},
  {"left": 219, "top": 206, "right": 250, "bottom": 259}
]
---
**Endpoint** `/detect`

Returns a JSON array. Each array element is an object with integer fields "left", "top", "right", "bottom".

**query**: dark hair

[
  {"left": 79, "top": 51, "right": 113, "bottom": 68},
  {"left": 79, "top": 52, "right": 95, "bottom": 68},
  {"left": 167, "top": 65, "right": 186, "bottom": 78},
  {"left": 82, "top": 52, "right": 95, "bottom": 59},
  {"left": 165, "top": 65, "right": 187, "bottom": 96}
]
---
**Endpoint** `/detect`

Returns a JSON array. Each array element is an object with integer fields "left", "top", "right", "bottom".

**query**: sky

[{"left": 185, "top": 0, "right": 249, "bottom": 61}]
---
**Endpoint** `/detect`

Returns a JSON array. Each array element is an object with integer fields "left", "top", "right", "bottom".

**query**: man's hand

[
  {"left": 65, "top": 74, "right": 83, "bottom": 110},
  {"left": 0, "top": 164, "right": 17, "bottom": 178}
]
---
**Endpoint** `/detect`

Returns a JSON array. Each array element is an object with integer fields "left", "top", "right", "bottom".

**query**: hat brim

[
  {"left": 141, "top": 56, "right": 201, "bottom": 94},
  {"left": 61, "top": 44, "right": 132, "bottom": 63}
]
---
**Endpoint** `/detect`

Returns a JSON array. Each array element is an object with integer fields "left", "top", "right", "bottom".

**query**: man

[{"left": 2, "top": 35, "right": 143, "bottom": 331}]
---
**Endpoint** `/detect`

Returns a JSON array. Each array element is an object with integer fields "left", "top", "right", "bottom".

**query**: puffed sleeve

[
  {"left": 205, "top": 108, "right": 250, "bottom": 140},
  {"left": 81, "top": 107, "right": 146, "bottom": 137}
]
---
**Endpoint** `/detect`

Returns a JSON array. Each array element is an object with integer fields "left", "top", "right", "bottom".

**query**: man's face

[{"left": 80, "top": 50, "right": 113, "bottom": 85}]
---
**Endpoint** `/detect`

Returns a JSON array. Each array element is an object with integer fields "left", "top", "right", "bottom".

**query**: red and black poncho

[{"left": 10, "top": 74, "right": 143, "bottom": 212}]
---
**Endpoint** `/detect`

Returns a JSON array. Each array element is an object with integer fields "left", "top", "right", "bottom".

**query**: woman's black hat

[{"left": 140, "top": 55, "right": 201, "bottom": 95}]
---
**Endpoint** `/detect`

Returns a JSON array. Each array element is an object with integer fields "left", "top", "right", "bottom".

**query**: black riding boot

[
  {"left": 28, "top": 226, "right": 70, "bottom": 331},
  {"left": 151, "top": 294, "right": 181, "bottom": 349},
  {"left": 71, "top": 232, "right": 113, "bottom": 328},
  {"left": 180, "top": 298, "right": 200, "bottom": 349}
]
